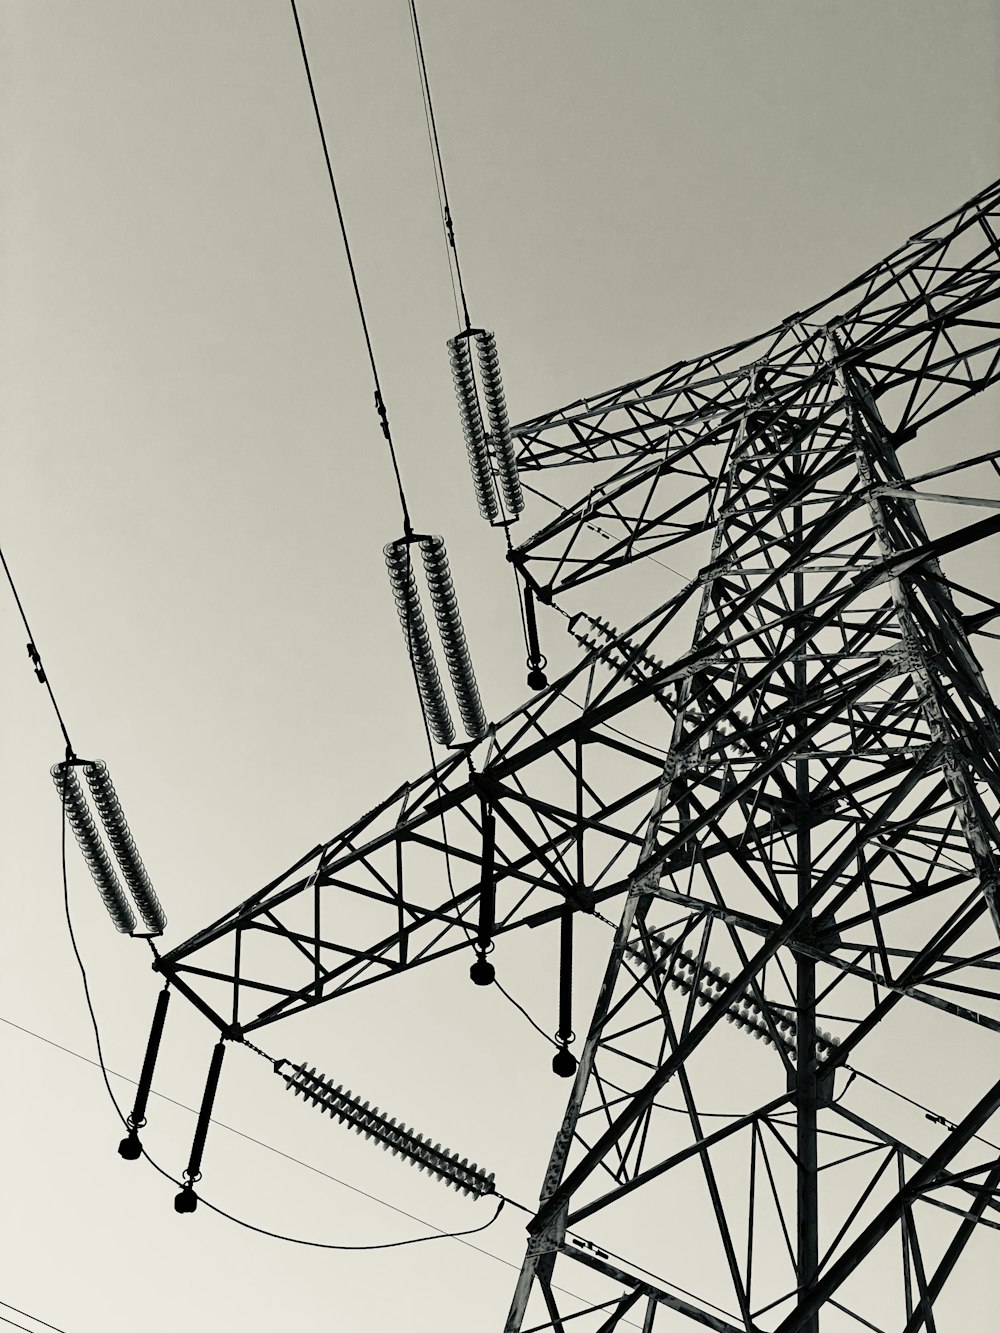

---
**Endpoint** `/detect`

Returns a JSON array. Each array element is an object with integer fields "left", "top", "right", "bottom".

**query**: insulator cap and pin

[
  {"left": 447, "top": 330, "right": 523, "bottom": 525},
  {"left": 385, "top": 535, "right": 488, "bottom": 746}
]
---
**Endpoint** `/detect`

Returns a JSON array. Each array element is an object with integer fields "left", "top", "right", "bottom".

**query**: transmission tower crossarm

[
  {"left": 512, "top": 178, "right": 1000, "bottom": 471},
  {"left": 139, "top": 177, "right": 1000, "bottom": 1333},
  {"left": 507, "top": 181, "right": 1000, "bottom": 606}
]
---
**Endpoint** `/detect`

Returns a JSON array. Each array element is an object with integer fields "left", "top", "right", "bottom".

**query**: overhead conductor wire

[
  {"left": 0, "top": 1300, "right": 69, "bottom": 1333},
  {"left": 407, "top": 0, "right": 471, "bottom": 333},
  {"left": 288, "top": 5, "right": 485, "bottom": 941},
  {"left": 45, "top": 3, "right": 492, "bottom": 1257},
  {"left": 407, "top": 0, "right": 539, "bottom": 684},
  {"left": 288, "top": 0, "right": 412, "bottom": 537},
  {"left": 0, "top": 542, "right": 76, "bottom": 756},
  {"left": 57, "top": 779, "right": 507, "bottom": 1251}
]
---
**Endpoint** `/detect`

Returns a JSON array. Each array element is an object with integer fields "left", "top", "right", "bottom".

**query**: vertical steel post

[{"left": 793, "top": 492, "right": 820, "bottom": 1331}]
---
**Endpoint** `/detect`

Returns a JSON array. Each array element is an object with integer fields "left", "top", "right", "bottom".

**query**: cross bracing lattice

[{"left": 158, "top": 178, "right": 1000, "bottom": 1332}]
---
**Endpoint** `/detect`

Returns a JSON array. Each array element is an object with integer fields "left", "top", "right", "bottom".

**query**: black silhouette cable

[
  {"left": 288, "top": 0, "right": 413, "bottom": 535},
  {"left": 0, "top": 542, "right": 75, "bottom": 755},
  {"left": 58, "top": 794, "right": 510, "bottom": 1252},
  {"left": 407, "top": 0, "right": 472, "bottom": 333},
  {"left": 0, "top": 1301, "right": 68, "bottom": 1333},
  {"left": 0, "top": 1313, "right": 43, "bottom": 1333},
  {"left": 408, "top": 0, "right": 543, "bottom": 681}
]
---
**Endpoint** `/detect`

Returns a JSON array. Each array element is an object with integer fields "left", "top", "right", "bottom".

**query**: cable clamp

[
  {"left": 26, "top": 642, "right": 46, "bottom": 683},
  {"left": 374, "top": 389, "right": 391, "bottom": 444}
]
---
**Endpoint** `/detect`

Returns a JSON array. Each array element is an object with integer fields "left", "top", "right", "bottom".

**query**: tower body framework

[{"left": 157, "top": 180, "right": 1000, "bottom": 1331}]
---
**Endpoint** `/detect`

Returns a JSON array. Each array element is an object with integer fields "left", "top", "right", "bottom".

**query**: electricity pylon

[{"left": 156, "top": 179, "right": 1000, "bottom": 1331}]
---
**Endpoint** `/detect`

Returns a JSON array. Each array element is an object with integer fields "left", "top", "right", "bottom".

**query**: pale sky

[{"left": 2, "top": 4, "right": 999, "bottom": 1332}]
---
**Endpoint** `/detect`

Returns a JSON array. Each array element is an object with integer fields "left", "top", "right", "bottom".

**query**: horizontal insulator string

[{"left": 283, "top": 1062, "right": 496, "bottom": 1198}]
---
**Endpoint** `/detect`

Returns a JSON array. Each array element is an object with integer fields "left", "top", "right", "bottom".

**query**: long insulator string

[
  {"left": 288, "top": 0, "right": 413, "bottom": 536},
  {"left": 281, "top": 1061, "right": 496, "bottom": 1197},
  {"left": 85, "top": 760, "right": 166, "bottom": 934},
  {"left": 385, "top": 540, "right": 456, "bottom": 745},
  {"left": 407, "top": 0, "right": 472, "bottom": 333},
  {"left": 419, "top": 536, "right": 488, "bottom": 740},
  {"left": 52, "top": 762, "right": 136, "bottom": 934}
]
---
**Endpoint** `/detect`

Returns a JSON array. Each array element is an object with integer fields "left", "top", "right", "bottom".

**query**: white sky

[{"left": 2, "top": 3, "right": 999, "bottom": 1332}]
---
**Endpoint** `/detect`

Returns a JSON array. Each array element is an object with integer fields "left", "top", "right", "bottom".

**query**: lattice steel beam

[{"left": 154, "top": 179, "right": 1000, "bottom": 1333}]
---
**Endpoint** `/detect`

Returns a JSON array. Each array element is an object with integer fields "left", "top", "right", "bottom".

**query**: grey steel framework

[{"left": 157, "top": 179, "right": 1000, "bottom": 1331}]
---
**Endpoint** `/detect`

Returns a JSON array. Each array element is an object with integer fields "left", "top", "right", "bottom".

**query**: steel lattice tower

[{"left": 157, "top": 179, "right": 1000, "bottom": 1331}]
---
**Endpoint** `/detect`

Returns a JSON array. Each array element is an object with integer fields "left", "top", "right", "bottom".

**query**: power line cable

[
  {"left": 0, "top": 1314, "right": 37, "bottom": 1333},
  {"left": 0, "top": 1300, "right": 69, "bottom": 1333},
  {"left": 0, "top": 541, "right": 75, "bottom": 754},
  {"left": 56, "top": 793, "right": 509, "bottom": 1254},
  {"left": 0, "top": 1011, "right": 493, "bottom": 1247},
  {"left": 0, "top": 1015, "right": 631, "bottom": 1318},
  {"left": 287, "top": 0, "right": 413, "bottom": 535},
  {"left": 407, "top": 0, "right": 472, "bottom": 333}
]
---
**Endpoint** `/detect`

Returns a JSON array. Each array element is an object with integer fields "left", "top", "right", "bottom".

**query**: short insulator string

[
  {"left": 407, "top": 0, "right": 472, "bottom": 333},
  {"left": 288, "top": 0, "right": 413, "bottom": 537}
]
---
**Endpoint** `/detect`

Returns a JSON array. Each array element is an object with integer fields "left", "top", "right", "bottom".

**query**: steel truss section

[{"left": 156, "top": 179, "right": 1000, "bottom": 1331}]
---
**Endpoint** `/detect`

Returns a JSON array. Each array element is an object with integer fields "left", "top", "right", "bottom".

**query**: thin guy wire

[
  {"left": 406, "top": 0, "right": 462, "bottom": 330},
  {"left": 288, "top": 0, "right": 412, "bottom": 534},
  {"left": 0, "top": 1314, "right": 40, "bottom": 1333},
  {"left": 0, "top": 1011, "right": 496, "bottom": 1248},
  {"left": 0, "top": 1017, "right": 621, "bottom": 1316},
  {"left": 0, "top": 1302, "right": 68, "bottom": 1333},
  {"left": 0, "top": 542, "right": 75, "bottom": 754},
  {"left": 407, "top": 0, "right": 472, "bottom": 332}
]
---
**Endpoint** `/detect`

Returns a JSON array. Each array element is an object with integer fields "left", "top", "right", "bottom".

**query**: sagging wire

[
  {"left": 58, "top": 790, "right": 510, "bottom": 1250},
  {"left": 6, "top": 1014, "right": 629, "bottom": 1317}
]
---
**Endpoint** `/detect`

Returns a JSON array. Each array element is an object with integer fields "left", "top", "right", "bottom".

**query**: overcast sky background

[{"left": 2, "top": 3, "right": 999, "bottom": 1332}]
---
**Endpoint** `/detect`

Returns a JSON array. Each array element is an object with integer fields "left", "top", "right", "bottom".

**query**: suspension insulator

[
  {"left": 52, "top": 763, "right": 136, "bottom": 934},
  {"left": 119, "top": 985, "right": 171, "bottom": 1160},
  {"left": 84, "top": 761, "right": 166, "bottom": 935},
  {"left": 283, "top": 1062, "right": 496, "bottom": 1198},
  {"left": 175, "top": 1039, "right": 226, "bottom": 1215},
  {"left": 419, "top": 537, "right": 488, "bottom": 740},
  {"left": 385, "top": 540, "right": 456, "bottom": 746},
  {"left": 447, "top": 337, "right": 498, "bottom": 522},
  {"left": 475, "top": 331, "right": 523, "bottom": 516},
  {"left": 523, "top": 583, "right": 548, "bottom": 690}
]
